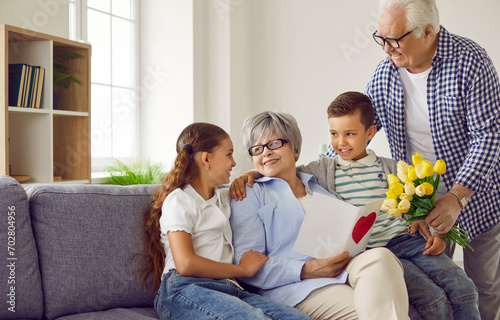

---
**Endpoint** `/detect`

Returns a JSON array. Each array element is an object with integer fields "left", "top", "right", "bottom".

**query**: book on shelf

[
  {"left": 21, "top": 65, "right": 31, "bottom": 107},
  {"left": 8, "top": 63, "right": 45, "bottom": 109},
  {"left": 26, "top": 65, "right": 35, "bottom": 107},
  {"left": 8, "top": 63, "right": 27, "bottom": 107},
  {"left": 34, "top": 67, "right": 45, "bottom": 109}
]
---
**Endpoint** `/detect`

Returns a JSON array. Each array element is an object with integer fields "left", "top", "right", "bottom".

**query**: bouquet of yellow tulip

[{"left": 381, "top": 152, "right": 473, "bottom": 251}]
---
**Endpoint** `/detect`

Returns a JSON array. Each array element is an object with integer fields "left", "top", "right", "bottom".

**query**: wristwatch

[{"left": 449, "top": 188, "right": 469, "bottom": 209}]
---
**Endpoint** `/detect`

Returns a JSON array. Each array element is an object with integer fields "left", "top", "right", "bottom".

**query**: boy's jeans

[
  {"left": 385, "top": 233, "right": 479, "bottom": 320},
  {"left": 155, "top": 269, "right": 311, "bottom": 320}
]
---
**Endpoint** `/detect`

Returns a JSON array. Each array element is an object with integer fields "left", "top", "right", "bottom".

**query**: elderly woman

[{"left": 230, "top": 111, "right": 409, "bottom": 320}]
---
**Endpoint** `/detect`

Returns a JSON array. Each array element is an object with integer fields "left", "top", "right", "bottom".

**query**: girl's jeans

[
  {"left": 385, "top": 234, "right": 480, "bottom": 320},
  {"left": 155, "top": 269, "right": 311, "bottom": 320}
]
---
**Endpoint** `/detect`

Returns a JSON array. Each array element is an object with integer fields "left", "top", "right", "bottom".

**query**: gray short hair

[
  {"left": 379, "top": 0, "right": 440, "bottom": 37},
  {"left": 241, "top": 111, "right": 302, "bottom": 161}
]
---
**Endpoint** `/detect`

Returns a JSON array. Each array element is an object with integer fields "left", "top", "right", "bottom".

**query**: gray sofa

[
  {"left": 0, "top": 175, "right": 159, "bottom": 320},
  {"left": 1, "top": 175, "right": 424, "bottom": 320}
]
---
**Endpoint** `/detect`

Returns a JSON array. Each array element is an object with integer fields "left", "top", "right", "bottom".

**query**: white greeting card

[{"left": 293, "top": 193, "right": 383, "bottom": 258}]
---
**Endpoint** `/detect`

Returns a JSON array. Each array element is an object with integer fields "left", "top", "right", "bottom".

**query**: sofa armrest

[{"left": 0, "top": 176, "right": 43, "bottom": 320}]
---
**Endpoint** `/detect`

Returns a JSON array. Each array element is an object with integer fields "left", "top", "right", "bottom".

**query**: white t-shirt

[
  {"left": 297, "top": 192, "right": 313, "bottom": 213},
  {"left": 399, "top": 67, "right": 446, "bottom": 199},
  {"left": 159, "top": 184, "right": 234, "bottom": 274}
]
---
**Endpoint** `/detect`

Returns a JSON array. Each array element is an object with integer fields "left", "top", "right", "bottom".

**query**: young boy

[{"left": 230, "top": 92, "right": 480, "bottom": 320}]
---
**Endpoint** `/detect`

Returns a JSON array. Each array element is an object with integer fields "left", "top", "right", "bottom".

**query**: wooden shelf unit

[{"left": 0, "top": 24, "right": 91, "bottom": 184}]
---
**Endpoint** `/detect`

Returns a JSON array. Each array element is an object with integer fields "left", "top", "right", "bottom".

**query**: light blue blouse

[{"left": 230, "top": 172, "right": 347, "bottom": 306}]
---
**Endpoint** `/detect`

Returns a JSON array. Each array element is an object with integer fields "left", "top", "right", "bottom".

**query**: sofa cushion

[
  {"left": 26, "top": 183, "right": 158, "bottom": 320},
  {"left": 55, "top": 307, "right": 158, "bottom": 320},
  {"left": 0, "top": 175, "right": 44, "bottom": 320}
]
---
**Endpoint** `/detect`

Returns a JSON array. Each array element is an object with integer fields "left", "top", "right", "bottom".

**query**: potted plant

[
  {"left": 103, "top": 159, "right": 166, "bottom": 185},
  {"left": 53, "top": 51, "right": 82, "bottom": 109}
]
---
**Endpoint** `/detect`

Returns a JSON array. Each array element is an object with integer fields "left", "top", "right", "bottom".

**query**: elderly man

[
  {"left": 327, "top": 0, "right": 500, "bottom": 319},
  {"left": 368, "top": 0, "right": 500, "bottom": 319}
]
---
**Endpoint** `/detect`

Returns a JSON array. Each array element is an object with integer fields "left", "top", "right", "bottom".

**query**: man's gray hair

[
  {"left": 379, "top": 0, "right": 440, "bottom": 37},
  {"left": 241, "top": 111, "right": 302, "bottom": 161}
]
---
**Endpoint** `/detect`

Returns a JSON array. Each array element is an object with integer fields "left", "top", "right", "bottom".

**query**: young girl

[{"left": 140, "top": 122, "right": 310, "bottom": 320}]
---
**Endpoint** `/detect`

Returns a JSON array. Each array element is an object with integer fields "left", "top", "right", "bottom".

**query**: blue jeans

[
  {"left": 385, "top": 234, "right": 479, "bottom": 320},
  {"left": 155, "top": 269, "right": 311, "bottom": 320}
]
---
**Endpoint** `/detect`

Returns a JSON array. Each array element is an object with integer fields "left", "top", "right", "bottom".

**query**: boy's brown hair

[{"left": 327, "top": 91, "right": 375, "bottom": 130}]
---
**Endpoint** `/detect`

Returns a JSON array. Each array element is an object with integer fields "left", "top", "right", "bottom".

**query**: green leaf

[
  {"left": 58, "top": 51, "right": 83, "bottom": 59},
  {"left": 103, "top": 159, "right": 165, "bottom": 185},
  {"left": 413, "top": 198, "right": 434, "bottom": 211},
  {"left": 414, "top": 206, "right": 430, "bottom": 216},
  {"left": 405, "top": 216, "right": 425, "bottom": 224},
  {"left": 53, "top": 51, "right": 83, "bottom": 87},
  {"left": 53, "top": 71, "right": 81, "bottom": 88},
  {"left": 54, "top": 62, "right": 72, "bottom": 70}
]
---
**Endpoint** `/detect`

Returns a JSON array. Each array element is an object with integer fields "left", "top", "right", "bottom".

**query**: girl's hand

[
  {"left": 229, "top": 171, "right": 256, "bottom": 201},
  {"left": 423, "top": 234, "right": 446, "bottom": 256},
  {"left": 238, "top": 249, "right": 269, "bottom": 277},
  {"left": 300, "top": 251, "right": 351, "bottom": 280}
]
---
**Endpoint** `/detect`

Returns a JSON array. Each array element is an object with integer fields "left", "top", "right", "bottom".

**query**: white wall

[
  {"left": 0, "top": 0, "right": 69, "bottom": 38},
  {"left": 2, "top": 0, "right": 499, "bottom": 177},
  {"left": 139, "top": 0, "right": 195, "bottom": 168},
  {"left": 192, "top": 0, "right": 500, "bottom": 178},
  {"left": 226, "top": 0, "right": 387, "bottom": 176}
]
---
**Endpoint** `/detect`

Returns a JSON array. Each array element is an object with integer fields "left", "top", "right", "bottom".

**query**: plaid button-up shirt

[{"left": 326, "top": 27, "right": 500, "bottom": 240}]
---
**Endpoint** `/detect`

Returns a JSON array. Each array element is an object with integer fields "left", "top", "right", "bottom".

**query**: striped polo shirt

[{"left": 335, "top": 150, "right": 407, "bottom": 247}]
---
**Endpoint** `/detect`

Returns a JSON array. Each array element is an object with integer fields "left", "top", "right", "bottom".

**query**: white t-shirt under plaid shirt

[{"left": 334, "top": 150, "right": 407, "bottom": 247}]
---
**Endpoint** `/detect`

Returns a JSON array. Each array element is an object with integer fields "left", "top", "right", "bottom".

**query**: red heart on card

[{"left": 352, "top": 212, "right": 377, "bottom": 244}]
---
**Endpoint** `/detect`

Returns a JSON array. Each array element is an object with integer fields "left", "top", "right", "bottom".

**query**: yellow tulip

[
  {"left": 397, "top": 161, "right": 410, "bottom": 183},
  {"left": 398, "top": 199, "right": 411, "bottom": 213},
  {"left": 388, "top": 183, "right": 404, "bottom": 197},
  {"left": 400, "top": 193, "right": 413, "bottom": 202},
  {"left": 397, "top": 171, "right": 408, "bottom": 184},
  {"left": 434, "top": 159, "right": 446, "bottom": 175},
  {"left": 422, "top": 160, "right": 434, "bottom": 177},
  {"left": 415, "top": 165, "right": 424, "bottom": 179},
  {"left": 386, "top": 191, "right": 399, "bottom": 199},
  {"left": 412, "top": 152, "right": 423, "bottom": 167},
  {"left": 404, "top": 181, "right": 415, "bottom": 196},
  {"left": 397, "top": 160, "right": 410, "bottom": 173},
  {"left": 381, "top": 199, "right": 398, "bottom": 212},
  {"left": 415, "top": 185, "right": 426, "bottom": 197},
  {"left": 388, "top": 174, "right": 400, "bottom": 186},
  {"left": 407, "top": 165, "right": 418, "bottom": 181},
  {"left": 388, "top": 208, "right": 403, "bottom": 218},
  {"left": 421, "top": 182, "right": 434, "bottom": 196}
]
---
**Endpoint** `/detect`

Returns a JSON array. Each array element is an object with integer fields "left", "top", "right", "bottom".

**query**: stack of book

[{"left": 8, "top": 63, "right": 46, "bottom": 109}]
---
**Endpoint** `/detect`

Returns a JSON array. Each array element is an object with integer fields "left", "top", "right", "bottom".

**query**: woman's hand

[
  {"left": 229, "top": 171, "right": 256, "bottom": 201},
  {"left": 238, "top": 249, "right": 269, "bottom": 277},
  {"left": 300, "top": 251, "right": 351, "bottom": 280}
]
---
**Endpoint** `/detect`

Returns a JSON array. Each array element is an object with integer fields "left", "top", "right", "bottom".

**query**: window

[{"left": 69, "top": 0, "right": 138, "bottom": 173}]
